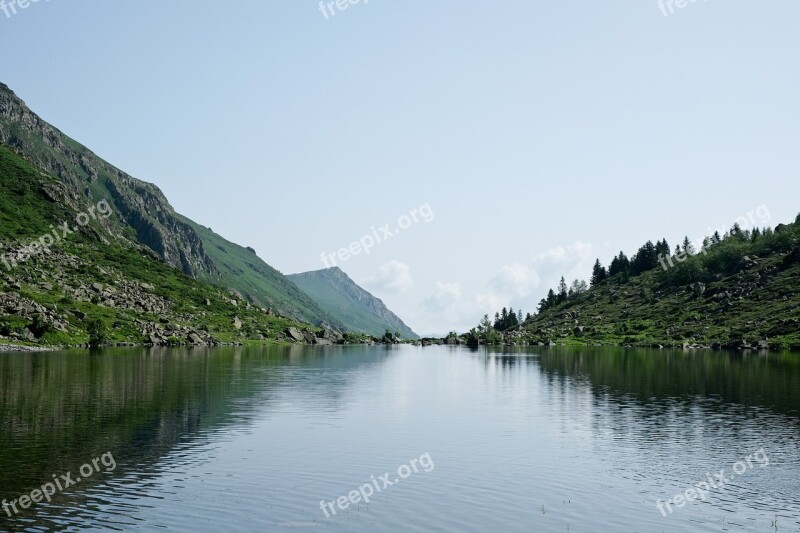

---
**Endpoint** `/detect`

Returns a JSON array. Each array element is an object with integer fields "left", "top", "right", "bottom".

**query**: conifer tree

[{"left": 591, "top": 259, "right": 607, "bottom": 286}]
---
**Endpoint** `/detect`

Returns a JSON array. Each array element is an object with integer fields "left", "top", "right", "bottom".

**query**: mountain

[
  {"left": 288, "top": 267, "right": 419, "bottom": 339},
  {"left": 0, "top": 142, "right": 343, "bottom": 347},
  {"left": 0, "top": 82, "right": 338, "bottom": 327},
  {"left": 176, "top": 215, "right": 344, "bottom": 329},
  {"left": 466, "top": 213, "right": 800, "bottom": 350}
]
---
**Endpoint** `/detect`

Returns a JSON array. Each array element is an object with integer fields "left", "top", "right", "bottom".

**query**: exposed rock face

[
  {"left": 286, "top": 327, "right": 306, "bottom": 342},
  {"left": 0, "top": 83, "right": 217, "bottom": 278},
  {"left": 0, "top": 244, "right": 223, "bottom": 346},
  {"left": 318, "top": 328, "right": 344, "bottom": 344}
]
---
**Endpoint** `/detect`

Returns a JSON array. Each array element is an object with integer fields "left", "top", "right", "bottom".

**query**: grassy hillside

[
  {"left": 465, "top": 214, "right": 800, "bottom": 350},
  {"left": 0, "top": 144, "right": 340, "bottom": 348},
  {"left": 178, "top": 216, "right": 344, "bottom": 329},
  {"left": 0, "top": 82, "right": 337, "bottom": 328},
  {"left": 288, "top": 267, "right": 419, "bottom": 339}
]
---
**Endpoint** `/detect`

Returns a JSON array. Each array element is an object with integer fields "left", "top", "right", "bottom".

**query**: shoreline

[{"left": 0, "top": 343, "right": 57, "bottom": 353}]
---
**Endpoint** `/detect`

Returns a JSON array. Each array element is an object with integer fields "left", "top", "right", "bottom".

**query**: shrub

[
  {"left": 28, "top": 314, "right": 51, "bottom": 338},
  {"left": 667, "top": 260, "right": 706, "bottom": 285},
  {"left": 86, "top": 318, "right": 107, "bottom": 348}
]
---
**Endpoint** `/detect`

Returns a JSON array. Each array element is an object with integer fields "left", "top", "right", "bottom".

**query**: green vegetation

[
  {"left": 178, "top": 216, "right": 345, "bottom": 328},
  {"left": 0, "top": 82, "right": 345, "bottom": 330},
  {"left": 287, "top": 267, "right": 419, "bottom": 339},
  {"left": 467, "top": 215, "right": 800, "bottom": 350},
  {"left": 0, "top": 80, "right": 419, "bottom": 349},
  {"left": 0, "top": 145, "right": 339, "bottom": 348}
]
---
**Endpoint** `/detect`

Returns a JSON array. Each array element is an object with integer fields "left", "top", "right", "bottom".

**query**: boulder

[
  {"left": 689, "top": 282, "right": 706, "bottom": 297},
  {"left": 318, "top": 328, "right": 344, "bottom": 343},
  {"left": 285, "top": 327, "right": 305, "bottom": 342}
]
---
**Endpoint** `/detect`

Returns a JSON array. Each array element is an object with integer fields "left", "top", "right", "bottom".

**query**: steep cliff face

[{"left": 0, "top": 83, "right": 217, "bottom": 278}]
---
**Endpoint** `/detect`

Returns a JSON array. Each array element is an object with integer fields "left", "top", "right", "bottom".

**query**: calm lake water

[{"left": 0, "top": 345, "right": 798, "bottom": 532}]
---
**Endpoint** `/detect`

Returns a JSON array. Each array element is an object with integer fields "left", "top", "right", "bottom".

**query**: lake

[{"left": 0, "top": 345, "right": 798, "bottom": 532}]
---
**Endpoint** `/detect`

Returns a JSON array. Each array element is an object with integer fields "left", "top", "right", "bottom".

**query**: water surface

[{"left": 0, "top": 345, "right": 798, "bottom": 532}]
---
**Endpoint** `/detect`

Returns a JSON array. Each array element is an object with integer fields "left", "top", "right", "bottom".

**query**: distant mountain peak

[{"left": 288, "top": 267, "right": 419, "bottom": 339}]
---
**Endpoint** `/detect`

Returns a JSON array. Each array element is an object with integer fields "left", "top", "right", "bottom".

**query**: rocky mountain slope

[
  {"left": 0, "top": 143, "right": 340, "bottom": 347},
  {"left": 288, "top": 267, "right": 419, "bottom": 339},
  {"left": 0, "top": 82, "right": 335, "bottom": 326}
]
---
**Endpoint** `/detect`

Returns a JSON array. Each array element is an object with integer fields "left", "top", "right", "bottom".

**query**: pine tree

[
  {"left": 609, "top": 252, "right": 630, "bottom": 277},
  {"left": 479, "top": 314, "right": 492, "bottom": 333},
  {"left": 570, "top": 279, "right": 587, "bottom": 297},
  {"left": 591, "top": 259, "right": 607, "bottom": 286},
  {"left": 537, "top": 299, "right": 548, "bottom": 313},
  {"left": 557, "top": 277, "right": 568, "bottom": 303},
  {"left": 655, "top": 239, "right": 670, "bottom": 257},
  {"left": 631, "top": 241, "right": 658, "bottom": 275},
  {"left": 546, "top": 289, "right": 557, "bottom": 307}
]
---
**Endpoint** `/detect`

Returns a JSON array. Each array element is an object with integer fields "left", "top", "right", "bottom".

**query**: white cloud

[
  {"left": 532, "top": 240, "right": 602, "bottom": 291},
  {"left": 363, "top": 260, "right": 415, "bottom": 293},
  {"left": 536, "top": 241, "right": 596, "bottom": 264},
  {"left": 423, "top": 281, "right": 462, "bottom": 312},
  {"left": 410, "top": 241, "right": 611, "bottom": 334},
  {"left": 486, "top": 262, "right": 541, "bottom": 298}
]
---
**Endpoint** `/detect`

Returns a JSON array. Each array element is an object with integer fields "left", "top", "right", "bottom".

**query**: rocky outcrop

[{"left": 0, "top": 83, "right": 217, "bottom": 277}]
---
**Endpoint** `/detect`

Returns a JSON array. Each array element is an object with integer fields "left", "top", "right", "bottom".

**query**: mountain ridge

[
  {"left": 288, "top": 267, "right": 419, "bottom": 339},
  {"left": 0, "top": 81, "right": 340, "bottom": 327}
]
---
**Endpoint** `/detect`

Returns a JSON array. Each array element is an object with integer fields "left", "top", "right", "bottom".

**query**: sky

[{"left": 2, "top": 0, "right": 799, "bottom": 335}]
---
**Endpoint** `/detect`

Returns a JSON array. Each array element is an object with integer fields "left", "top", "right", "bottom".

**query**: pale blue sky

[{"left": 2, "top": 1, "right": 799, "bottom": 334}]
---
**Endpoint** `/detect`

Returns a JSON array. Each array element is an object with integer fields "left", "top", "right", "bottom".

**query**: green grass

[
  {"left": 0, "top": 145, "right": 338, "bottom": 347},
  {"left": 288, "top": 267, "right": 419, "bottom": 339},
  {"left": 178, "top": 215, "right": 345, "bottom": 329},
  {"left": 486, "top": 218, "right": 800, "bottom": 350}
]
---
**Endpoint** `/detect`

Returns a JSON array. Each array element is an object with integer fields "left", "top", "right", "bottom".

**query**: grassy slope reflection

[
  {"left": 536, "top": 347, "right": 800, "bottom": 417},
  {"left": 0, "top": 345, "right": 391, "bottom": 520}
]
